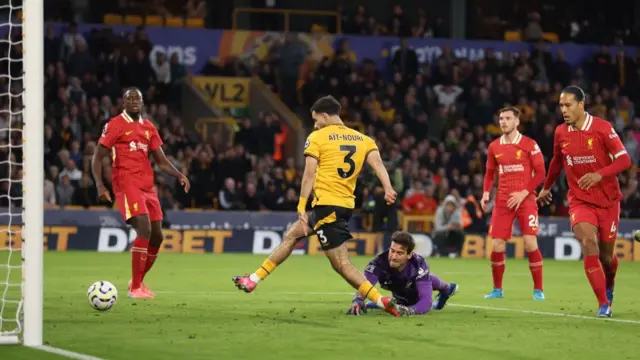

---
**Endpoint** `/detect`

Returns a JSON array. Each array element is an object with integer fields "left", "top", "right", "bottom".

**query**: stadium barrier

[{"left": 0, "top": 209, "right": 638, "bottom": 261}]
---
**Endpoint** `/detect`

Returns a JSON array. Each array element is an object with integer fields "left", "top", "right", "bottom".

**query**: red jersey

[
  {"left": 484, "top": 132, "right": 546, "bottom": 206},
  {"left": 546, "top": 114, "right": 628, "bottom": 208},
  {"left": 98, "top": 112, "right": 163, "bottom": 192}
]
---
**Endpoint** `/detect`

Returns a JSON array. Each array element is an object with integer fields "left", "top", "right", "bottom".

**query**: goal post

[
  {"left": 0, "top": 0, "right": 44, "bottom": 346},
  {"left": 23, "top": 0, "right": 44, "bottom": 347}
]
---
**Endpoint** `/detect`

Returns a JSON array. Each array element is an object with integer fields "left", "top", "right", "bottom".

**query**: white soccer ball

[{"left": 87, "top": 281, "right": 118, "bottom": 311}]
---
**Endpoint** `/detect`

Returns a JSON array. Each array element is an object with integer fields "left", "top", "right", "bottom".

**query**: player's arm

[
  {"left": 92, "top": 122, "right": 120, "bottom": 203},
  {"left": 526, "top": 143, "right": 546, "bottom": 194},
  {"left": 91, "top": 144, "right": 112, "bottom": 203},
  {"left": 596, "top": 126, "right": 631, "bottom": 178},
  {"left": 298, "top": 135, "right": 320, "bottom": 215},
  {"left": 366, "top": 147, "right": 397, "bottom": 204},
  {"left": 481, "top": 144, "right": 496, "bottom": 210},
  {"left": 150, "top": 147, "right": 190, "bottom": 192},
  {"left": 542, "top": 129, "right": 564, "bottom": 191},
  {"left": 297, "top": 155, "right": 318, "bottom": 214},
  {"left": 149, "top": 126, "right": 190, "bottom": 192}
]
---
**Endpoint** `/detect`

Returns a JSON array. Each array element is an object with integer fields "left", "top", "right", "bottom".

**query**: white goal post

[{"left": 0, "top": 0, "right": 44, "bottom": 346}]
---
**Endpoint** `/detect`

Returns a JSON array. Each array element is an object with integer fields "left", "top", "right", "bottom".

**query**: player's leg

[
  {"left": 596, "top": 204, "right": 621, "bottom": 305},
  {"left": 517, "top": 205, "right": 544, "bottom": 299},
  {"left": 128, "top": 214, "right": 153, "bottom": 299},
  {"left": 572, "top": 208, "right": 611, "bottom": 316},
  {"left": 115, "top": 190, "right": 153, "bottom": 298},
  {"left": 232, "top": 219, "right": 308, "bottom": 293},
  {"left": 324, "top": 243, "right": 399, "bottom": 317},
  {"left": 431, "top": 273, "right": 459, "bottom": 310},
  {"left": 139, "top": 193, "right": 164, "bottom": 295},
  {"left": 485, "top": 207, "right": 512, "bottom": 299}
]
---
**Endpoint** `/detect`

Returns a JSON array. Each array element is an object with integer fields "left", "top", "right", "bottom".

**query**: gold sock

[
  {"left": 255, "top": 259, "right": 277, "bottom": 280},
  {"left": 358, "top": 281, "right": 382, "bottom": 304}
]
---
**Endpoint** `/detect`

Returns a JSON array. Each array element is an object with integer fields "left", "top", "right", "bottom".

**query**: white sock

[
  {"left": 376, "top": 298, "right": 385, "bottom": 308},
  {"left": 249, "top": 273, "right": 261, "bottom": 283}
]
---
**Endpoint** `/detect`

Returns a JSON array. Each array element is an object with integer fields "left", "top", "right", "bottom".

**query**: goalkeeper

[{"left": 347, "top": 231, "right": 459, "bottom": 316}]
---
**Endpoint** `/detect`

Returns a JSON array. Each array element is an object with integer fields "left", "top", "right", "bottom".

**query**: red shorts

[
  {"left": 569, "top": 200, "right": 620, "bottom": 243},
  {"left": 115, "top": 187, "right": 163, "bottom": 223},
  {"left": 490, "top": 202, "right": 539, "bottom": 240}
]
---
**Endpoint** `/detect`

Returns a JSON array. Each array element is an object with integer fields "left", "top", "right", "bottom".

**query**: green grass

[{"left": 1, "top": 252, "right": 640, "bottom": 360}]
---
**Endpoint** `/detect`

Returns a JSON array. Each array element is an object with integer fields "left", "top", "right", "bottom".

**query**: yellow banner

[{"left": 192, "top": 76, "right": 250, "bottom": 108}]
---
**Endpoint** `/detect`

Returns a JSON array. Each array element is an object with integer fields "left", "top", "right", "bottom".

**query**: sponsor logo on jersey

[
  {"left": 562, "top": 142, "right": 570, "bottom": 148},
  {"left": 130, "top": 141, "right": 149, "bottom": 153},
  {"left": 566, "top": 155, "right": 596, "bottom": 165},
  {"left": 499, "top": 164, "right": 525, "bottom": 174},
  {"left": 495, "top": 153, "right": 503, "bottom": 158},
  {"left": 125, "top": 131, "right": 133, "bottom": 135}
]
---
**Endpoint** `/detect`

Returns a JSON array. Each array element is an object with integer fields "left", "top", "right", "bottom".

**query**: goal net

[{"left": 0, "top": 0, "right": 44, "bottom": 346}]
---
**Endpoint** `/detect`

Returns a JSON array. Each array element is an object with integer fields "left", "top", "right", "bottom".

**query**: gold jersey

[{"left": 303, "top": 124, "right": 378, "bottom": 209}]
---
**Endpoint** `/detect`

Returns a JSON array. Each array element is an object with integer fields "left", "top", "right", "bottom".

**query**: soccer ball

[
  {"left": 87, "top": 281, "right": 118, "bottom": 311},
  {"left": 633, "top": 230, "right": 640, "bottom": 242}
]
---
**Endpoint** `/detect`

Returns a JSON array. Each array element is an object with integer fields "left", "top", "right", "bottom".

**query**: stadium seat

[
  {"left": 185, "top": 18, "right": 205, "bottom": 28},
  {"left": 166, "top": 17, "right": 185, "bottom": 27},
  {"left": 543, "top": 32, "right": 559, "bottom": 43},
  {"left": 504, "top": 31, "right": 521, "bottom": 41},
  {"left": 103, "top": 14, "right": 123, "bottom": 25},
  {"left": 145, "top": 15, "right": 163, "bottom": 27},
  {"left": 124, "top": 15, "right": 143, "bottom": 26}
]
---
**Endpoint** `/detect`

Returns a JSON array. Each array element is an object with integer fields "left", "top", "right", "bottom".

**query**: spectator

[
  {"left": 432, "top": 195, "right": 464, "bottom": 257},
  {"left": 56, "top": 174, "right": 75, "bottom": 207}
]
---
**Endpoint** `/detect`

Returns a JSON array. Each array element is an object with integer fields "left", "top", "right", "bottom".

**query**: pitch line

[
  {"left": 31, "top": 345, "right": 107, "bottom": 360},
  {"left": 447, "top": 303, "right": 640, "bottom": 325},
  {"left": 149, "top": 290, "right": 640, "bottom": 324}
]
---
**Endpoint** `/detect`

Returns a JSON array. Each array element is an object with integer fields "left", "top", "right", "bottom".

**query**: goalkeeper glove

[
  {"left": 397, "top": 305, "right": 416, "bottom": 316},
  {"left": 346, "top": 297, "right": 367, "bottom": 316}
]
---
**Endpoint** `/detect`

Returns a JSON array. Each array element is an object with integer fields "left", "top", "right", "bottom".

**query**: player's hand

[
  {"left": 298, "top": 211, "right": 309, "bottom": 236},
  {"left": 346, "top": 298, "right": 367, "bottom": 316},
  {"left": 96, "top": 185, "right": 112, "bottom": 203},
  {"left": 578, "top": 172, "right": 602, "bottom": 190},
  {"left": 384, "top": 187, "right": 397, "bottom": 205},
  {"left": 536, "top": 188, "right": 552, "bottom": 206},
  {"left": 179, "top": 174, "right": 191, "bottom": 193},
  {"left": 481, "top": 192, "right": 490, "bottom": 212},
  {"left": 507, "top": 190, "right": 529, "bottom": 210},
  {"left": 397, "top": 305, "right": 415, "bottom": 317}
]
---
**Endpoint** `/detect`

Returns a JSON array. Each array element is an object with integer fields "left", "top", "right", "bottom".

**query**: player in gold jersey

[{"left": 233, "top": 95, "right": 400, "bottom": 316}]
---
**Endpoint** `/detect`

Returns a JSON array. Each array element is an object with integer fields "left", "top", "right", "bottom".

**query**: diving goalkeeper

[{"left": 347, "top": 232, "right": 459, "bottom": 316}]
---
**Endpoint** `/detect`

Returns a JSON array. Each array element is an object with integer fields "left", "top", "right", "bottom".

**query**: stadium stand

[{"left": 5, "top": 3, "right": 637, "bottom": 225}]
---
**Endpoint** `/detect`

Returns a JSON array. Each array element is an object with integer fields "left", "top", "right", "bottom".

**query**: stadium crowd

[{"left": 0, "top": 6, "right": 637, "bottom": 237}]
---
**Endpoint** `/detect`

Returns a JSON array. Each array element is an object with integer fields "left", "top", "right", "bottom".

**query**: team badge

[
  {"left": 516, "top": 150, "right": 522, "bottom": 160},
  {"left": 145, "top": 130, "right": 150, "bottom": 140},
  {"left": 587, "top": 138, "right": 593, "bottom": 149}
]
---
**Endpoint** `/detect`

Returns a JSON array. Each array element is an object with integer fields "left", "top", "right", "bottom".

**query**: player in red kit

[
  {"left": 537, "top": 86, "right": 631, "bottom": 318},
  {"left": 91, "top": 88, "right": 190, "bottom": 299},
  {"left": 481, "top": 107, "right": 546, "bottom": 300}
]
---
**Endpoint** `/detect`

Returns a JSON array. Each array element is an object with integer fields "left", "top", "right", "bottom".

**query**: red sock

[
  {"left": 143, "top": 246, "right": 160, "bottom": 281},
  {"left": 527, "top": 249, "right": 544, "bottom": 291},
  {"left": 131, "top": 237, "right": 149, "bottom": 290},
  {"left": 584, "top": 255, "right": 609, "bottom": 307},
  {"left": 604, "top": 255, "right": 619, "bottom": 289},
  {"left": 490, "top": 252, "right": 505, "bottom": 289}
]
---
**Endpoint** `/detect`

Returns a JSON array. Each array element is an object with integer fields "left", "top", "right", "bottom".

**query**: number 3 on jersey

[{"left": 338, "top": 145, "right": 356, "bottom": 178}]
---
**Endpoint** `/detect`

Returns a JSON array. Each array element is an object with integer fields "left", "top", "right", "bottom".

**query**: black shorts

[{"left": 308, "top": 205, "right": 353, "bottom": 250}]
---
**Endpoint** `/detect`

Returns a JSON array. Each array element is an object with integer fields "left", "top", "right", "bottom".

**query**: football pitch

[{"left": 2, "top": 252, "right": 640, "bottom": 360}]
